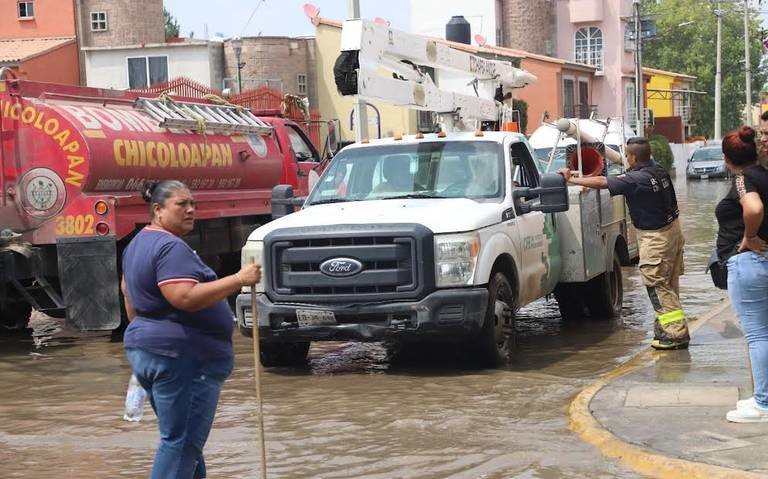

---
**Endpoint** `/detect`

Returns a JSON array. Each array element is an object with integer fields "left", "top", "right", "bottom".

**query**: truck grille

[
  {"left": 264, "top": 224, "right": 435, "bottom": 303},
  {"left": 274, "top": 236, "right": 416, "bottom": 295}
]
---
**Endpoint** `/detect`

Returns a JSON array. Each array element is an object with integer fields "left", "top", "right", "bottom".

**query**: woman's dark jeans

[{"left": 126, "top": 348, "right": 234, "bottom": 479}]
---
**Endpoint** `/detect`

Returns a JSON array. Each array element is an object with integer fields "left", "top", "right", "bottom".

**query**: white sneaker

[
  {"left": 726, "top": 403, "right": 768, "bottom": 423},
  {"left": 737, "top": 397, "right": 756, "bottom": 410}
]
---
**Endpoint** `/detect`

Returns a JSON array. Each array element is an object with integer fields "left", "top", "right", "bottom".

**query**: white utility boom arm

[{"left": 336, "top": 19, "right": 537, "bottom": 131}]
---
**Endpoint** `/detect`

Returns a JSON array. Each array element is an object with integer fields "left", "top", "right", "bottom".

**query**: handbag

[{"left": 706, "top": 248, "right": 729, "bottom": 290}]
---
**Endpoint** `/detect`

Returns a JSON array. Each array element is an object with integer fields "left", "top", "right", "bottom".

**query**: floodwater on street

[{"left": 0, "top": 174, "right": 731, "bottom": 479}]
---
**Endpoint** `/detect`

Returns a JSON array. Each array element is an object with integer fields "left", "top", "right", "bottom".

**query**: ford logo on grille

[{"left": 319, "top": 257, "right": 363, "bottom": 277}]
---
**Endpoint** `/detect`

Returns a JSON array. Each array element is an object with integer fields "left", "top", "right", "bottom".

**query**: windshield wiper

[
  {"left": 380, "top": 193, "right": 448, "bottom": 200},
  {"left": 309, "top": 198, "right": 361, "bottom": 205}
]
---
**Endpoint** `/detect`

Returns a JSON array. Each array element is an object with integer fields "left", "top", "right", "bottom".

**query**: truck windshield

[{"left": 307, "top": 141, "right": 503, "bottom": 205}]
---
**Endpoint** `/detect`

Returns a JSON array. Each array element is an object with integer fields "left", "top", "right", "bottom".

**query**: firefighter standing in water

[{"left": 558, "top": 136, "right": 689, "bottom": 350}]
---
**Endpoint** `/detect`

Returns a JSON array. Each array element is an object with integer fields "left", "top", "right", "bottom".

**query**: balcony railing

[
  {"left": 674, "top": 104, "right": 692, "bottom": 124},
  {"left": 563, "top": 104, "right": 599, "bottom": 119},
  {"left": 626, "top": 107, "right": 652, "bottom": 127}
]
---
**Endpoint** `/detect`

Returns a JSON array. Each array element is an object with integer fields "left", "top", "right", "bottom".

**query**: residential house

[
  {"left": 222, "top": 36, "right": 317, "bottom": 105},
  {"left": 444, "top": 39, "right": 598, "bottom": 130},
  {"left": 82, "top": 41, "right": 224, "bottom": 91},
  {"left": 0, "top": 0, "right": 79, "bottom": 84},
  {"left": 644, "top": 67, "right": 698, "bottom": 142},
  {"left": 411, "top": 0, "right": 643, "bottom": 125}
]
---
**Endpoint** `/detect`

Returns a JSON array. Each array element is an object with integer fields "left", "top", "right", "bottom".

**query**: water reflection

[{"left": 0, "top": 174, "right": 728, "bottom": 478}]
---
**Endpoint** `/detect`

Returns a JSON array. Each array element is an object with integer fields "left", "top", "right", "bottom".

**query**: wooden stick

[{"left": 250, "top": 259, "right": 268, "bottom": 479}]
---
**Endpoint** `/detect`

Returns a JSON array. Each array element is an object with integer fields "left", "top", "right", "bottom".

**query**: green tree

[
  {"left": 512, "top": 98, "right": 528, "bottom": 134},
  {"left": 642, "top": 0, "right": 767, "bottom": 138},
  {"left": 164, "top": 7, "right": 180, "bottom": 39},
  {"left": 649, "top": 134, "right": 674, "bottom": 170}
]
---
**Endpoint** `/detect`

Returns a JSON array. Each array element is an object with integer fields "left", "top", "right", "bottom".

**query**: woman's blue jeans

[
  {"left": 728, "top": 251, "right": 768, "bottom": 409},
  {"left": 126, "top": 348, "right": 234, "bottom": 479}
]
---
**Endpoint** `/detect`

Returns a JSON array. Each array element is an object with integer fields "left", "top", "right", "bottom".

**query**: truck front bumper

[{"left": 236, "top": 288, "right": 489, "bottom": 342}]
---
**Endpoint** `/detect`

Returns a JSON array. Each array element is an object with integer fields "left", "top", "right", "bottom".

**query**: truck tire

[
  {"left": 260, "top": 341, "right": 310, "bottom": 367},
  {"left": 584, "top": 250, "right": 623, "bottom": 319},
  {"left": 554, "top": 283, "right": 588, "bottom": 321},
  {"left": 473, "top": 272, "right": 516, "bottom": 367},
  {"left": 0, "top": 302, "right": 32, "bottom": 334}
]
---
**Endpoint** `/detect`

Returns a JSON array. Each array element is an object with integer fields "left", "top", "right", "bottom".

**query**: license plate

[
  {"left": 700, "top": 174, "right": 709, "bottom": 179},
  {"left": 296, "top": 309, "right": 336, "bottom": 327}
]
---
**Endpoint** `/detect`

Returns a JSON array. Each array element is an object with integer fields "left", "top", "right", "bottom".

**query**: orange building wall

[
  {"left": 517, "top": 58, "right": 561, "bottom": 133},
  {"left": 17, "top": 43, "right": 79, "bottom": 84},
  {"left": 0, "top": 0, "right": 76, "bottom": 39}
]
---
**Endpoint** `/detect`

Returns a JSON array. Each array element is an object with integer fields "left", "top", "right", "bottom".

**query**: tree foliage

[
  {"left": 164, "top": 7, "right": 180, "bottom": 40},
  {"left": 642, "top": 0, "right": 767, "bottom": 137},
  {"left": 512, "top": 99, "right": 528, "bottom": 134},
  {"left": 649, "top": 134, "right": 674, "bottom": 170}
]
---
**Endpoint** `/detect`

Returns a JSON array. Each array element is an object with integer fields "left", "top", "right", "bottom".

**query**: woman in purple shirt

[{"left": 121, "top": 180, "right": 260, "bottom": 478}]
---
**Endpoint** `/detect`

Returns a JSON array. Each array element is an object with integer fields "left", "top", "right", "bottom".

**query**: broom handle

[{"left": 250, "top": 259, "right": 268, "bottom": 479}]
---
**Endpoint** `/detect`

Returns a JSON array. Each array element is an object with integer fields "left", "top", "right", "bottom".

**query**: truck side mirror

[
  {"left": 271, "top": 185, "right": 307, "bottom": 219},
  {"left": 530, "top": 173, "right": 569, "bottom": 213},
  {"left": 327, "top": 121, "right": 339, "bottom": 155},
  {"left": 511, "top": 173, "right": 568, "bottom": 214}
]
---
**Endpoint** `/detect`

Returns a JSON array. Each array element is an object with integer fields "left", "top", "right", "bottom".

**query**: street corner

[{"left": 568, "top": 298, "right": 768, "bottom": 478}]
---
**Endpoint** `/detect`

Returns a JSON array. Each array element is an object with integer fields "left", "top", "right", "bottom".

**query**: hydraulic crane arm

[{"left": 335, "top": 19, "right": 537, "bottom": 130}]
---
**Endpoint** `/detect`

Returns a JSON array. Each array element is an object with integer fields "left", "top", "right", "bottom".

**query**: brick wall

[
  {"left": 79, "top": 0, "right": 164, "bottom": 48},
  {"left": 500, "top": 0, "right": 553, "bottom": 55},
  {"left": 224, "top": 37, "right": 316, "bottom": 107}
]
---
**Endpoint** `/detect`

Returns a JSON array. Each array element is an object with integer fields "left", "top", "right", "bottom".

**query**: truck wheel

[
  {"left": 474, "top": 272, "right": 516, "bottom": 367},
  {"left": 0, "top": 302, "right": 32, "bottom": 334},
  {"left": 554, "top": 283, "right": 588, "bottom": 321},
  {"left": 260, "top": 341, "right": 310, "bottom": 367},
  {"left": 585, "top": 251, "right": 623, "bottom": 319}
]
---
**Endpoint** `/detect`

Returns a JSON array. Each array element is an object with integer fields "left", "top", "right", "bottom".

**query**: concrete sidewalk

[{"left": 570, "top": 300, "right": 768, "bottom": 478}]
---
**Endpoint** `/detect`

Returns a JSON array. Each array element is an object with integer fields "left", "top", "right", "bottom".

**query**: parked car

[{"left": 686, "top": 146, "right": 728, "bottom": 179}]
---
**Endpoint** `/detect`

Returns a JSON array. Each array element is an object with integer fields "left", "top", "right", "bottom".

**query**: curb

[{"left": 568, "top": 300, "right": 766, "bottom": 479}]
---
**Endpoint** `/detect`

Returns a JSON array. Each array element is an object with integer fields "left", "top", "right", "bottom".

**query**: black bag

[{"left": 707, "top": 248, "right": 729, "bottom": 290}]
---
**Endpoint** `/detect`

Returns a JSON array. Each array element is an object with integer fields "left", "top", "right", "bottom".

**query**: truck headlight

[
  {"left": 240, "top": 240, "right": 265, "bottom": 293},
  {"left": 434, "top": 232, "right": 480, "bottom": 287}
]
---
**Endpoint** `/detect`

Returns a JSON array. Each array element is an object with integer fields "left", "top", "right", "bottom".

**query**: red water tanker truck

[{"left": 0, "top": 71, "right": 327, "bottom": 332}]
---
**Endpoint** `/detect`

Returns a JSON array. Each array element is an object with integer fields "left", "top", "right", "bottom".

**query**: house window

[
  {"left": 127, "top": 56, "right": 168, "bottom": 89},
  {"left": 575, "top": 27, "right": 603, "bottom": 70},
  {"left": 578, "top": 80, "right": 590, "bottom": 118},
  {"left": 562, "top": 78, "right": 575, "bottom": 118},
  {"left": 90, "top": 11, "right": 107, "bottom": 31},
  {"left": 17, "top": 1, "right": 34, "bottom": 18},
  {"left": 297, "top": 73, "right": 307, "bottom": 95},
  {"left": 625, "top": 82, "right": 636, "bottom": 124}
]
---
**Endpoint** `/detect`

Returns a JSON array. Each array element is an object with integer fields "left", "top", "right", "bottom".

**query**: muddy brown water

[{"left": 0, "top": 177, "right": 730, "bottom": 478}]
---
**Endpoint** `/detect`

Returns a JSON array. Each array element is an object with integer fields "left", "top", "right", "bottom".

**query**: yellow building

[{"left": 644, "top": 67, "right": 699, "bottom": 141}]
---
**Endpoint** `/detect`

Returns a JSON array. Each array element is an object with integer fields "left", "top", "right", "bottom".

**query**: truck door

[
  {"left": 510, "top": 142, "right": 553, "bottom": 304},
  {"left": 285, "top": 124, "right": 320, "bottom": 195}
]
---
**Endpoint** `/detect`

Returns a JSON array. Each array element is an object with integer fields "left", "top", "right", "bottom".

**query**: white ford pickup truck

[{"left": 236, "top": 128, "right": 635, "bottom": 367}]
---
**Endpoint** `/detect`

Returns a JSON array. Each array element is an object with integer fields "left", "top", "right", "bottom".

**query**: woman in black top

[{"left": 717, "top": 126, "right": 768, "bottom": 423}]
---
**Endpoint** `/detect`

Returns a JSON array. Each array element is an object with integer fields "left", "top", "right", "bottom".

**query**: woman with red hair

[{"left": 717, "top": 126, "right": 768, "bottom": 422}]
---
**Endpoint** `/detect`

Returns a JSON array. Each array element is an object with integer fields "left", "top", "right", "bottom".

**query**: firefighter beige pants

[{"left": 637, "top": 219, "right": 690, "bottom": 343}]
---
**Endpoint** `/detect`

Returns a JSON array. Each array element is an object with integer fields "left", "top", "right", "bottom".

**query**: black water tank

[{"left": 446, "top": 16, "right": 471, "bottom": 44}]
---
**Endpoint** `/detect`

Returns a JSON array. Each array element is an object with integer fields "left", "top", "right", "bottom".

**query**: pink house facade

[
  {"left": 410, "top": 0, "right": 643, "bottom": 125},
  {"left": 554, "top": 0, "right": 638, "bottom": 123}
]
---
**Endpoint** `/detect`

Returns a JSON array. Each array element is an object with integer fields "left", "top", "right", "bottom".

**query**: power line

[{"left": 240, "top": 0, "right": 267, "bottom": 37}]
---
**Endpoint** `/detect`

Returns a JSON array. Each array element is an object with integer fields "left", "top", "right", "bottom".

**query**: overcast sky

[
  {"left": 163, "top": 0, "right": 768, "bottom": 41},
  {"left": 163, "top": 0, "right": 410, "bottom": 39}
]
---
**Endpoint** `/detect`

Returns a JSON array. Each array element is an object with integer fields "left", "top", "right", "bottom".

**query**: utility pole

[
  {"left": 744, "top": 0, "right": 753, "bottom": 127},
  {"left": 633, "top": 0, "right": 644, "bottom": 137},
  {"left": 714, "top": 1, "right": 723, "bottom": 140},
  {"left": 349, "top": 0, "right": 369, "bottom": 142}
]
